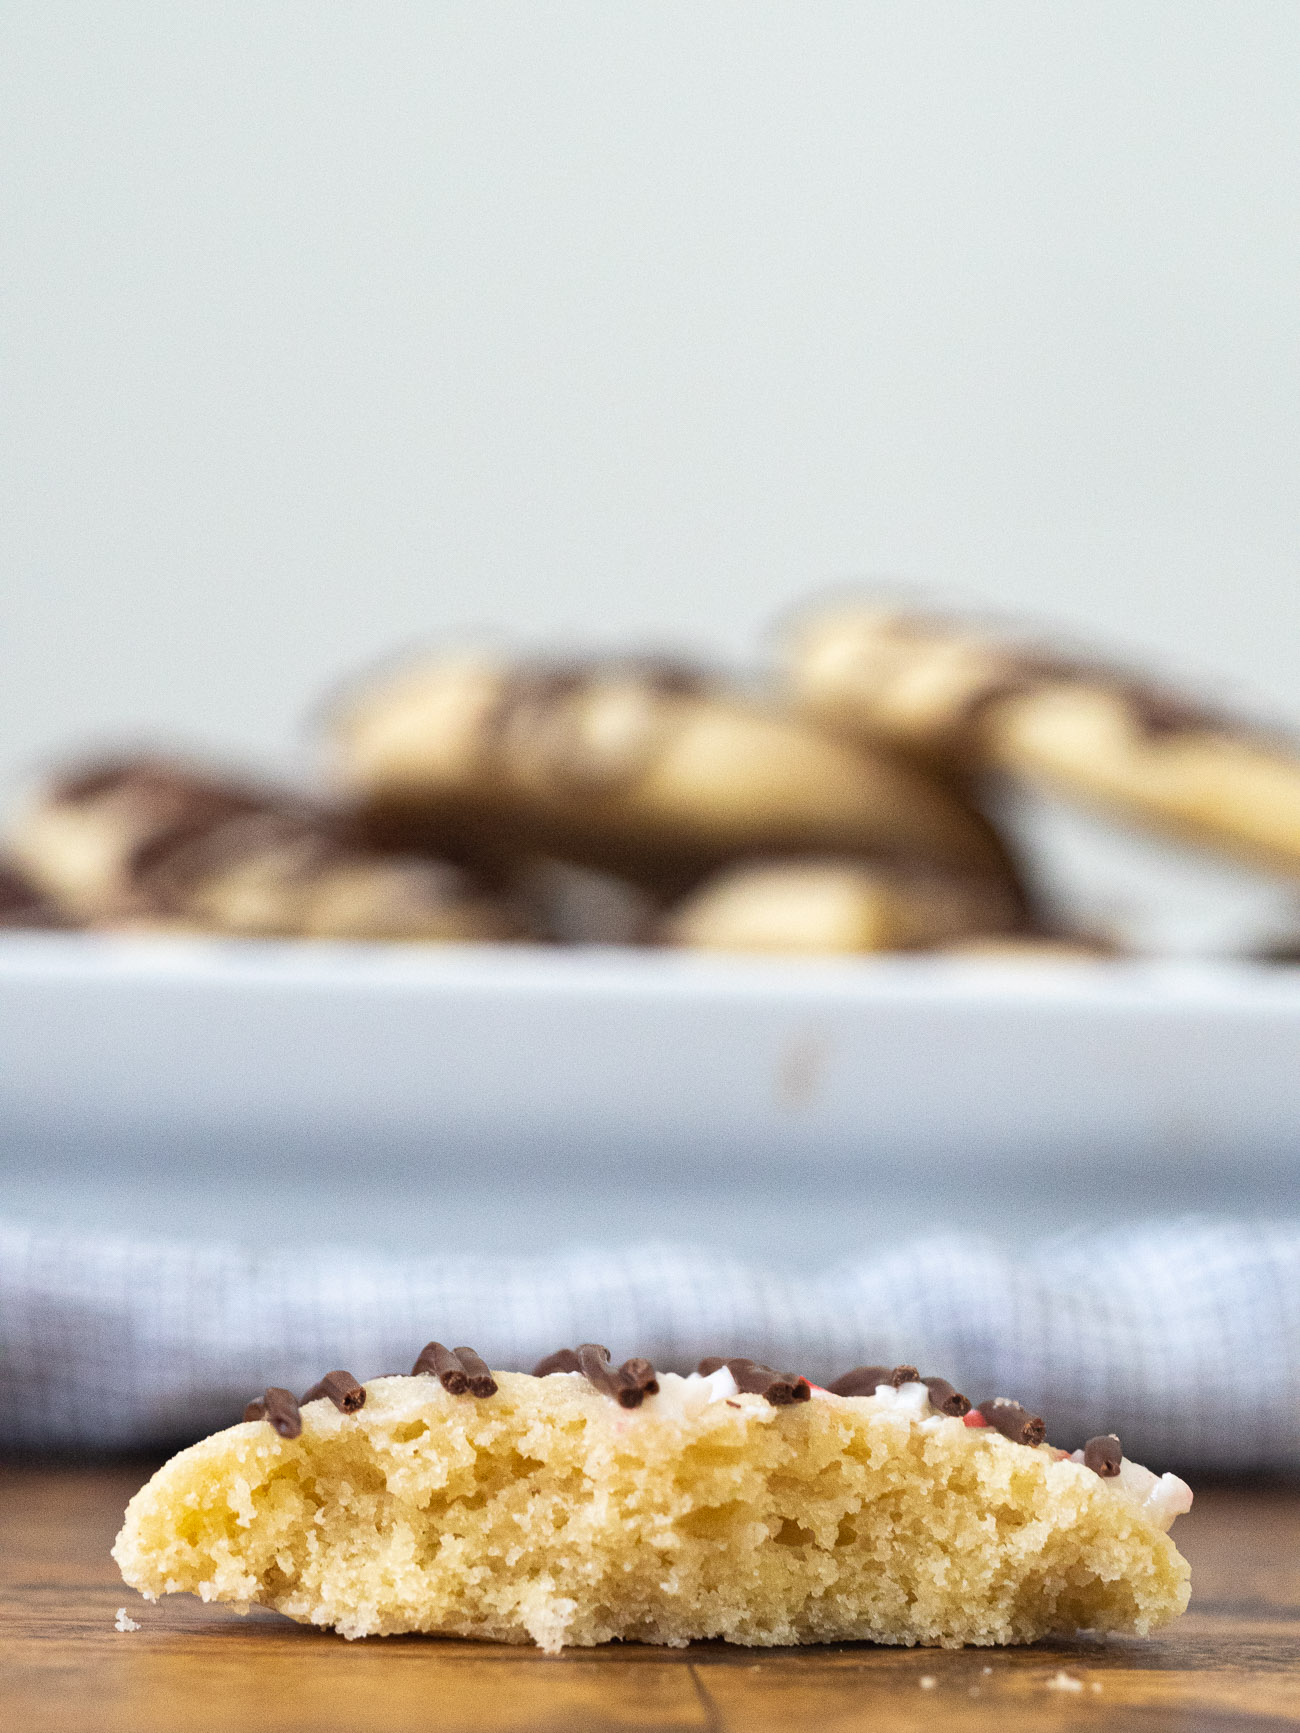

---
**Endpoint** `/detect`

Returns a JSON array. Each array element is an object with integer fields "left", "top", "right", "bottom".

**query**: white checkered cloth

[{"left": 2, "top": 1216, "right": 1297, "bottom": 1471}]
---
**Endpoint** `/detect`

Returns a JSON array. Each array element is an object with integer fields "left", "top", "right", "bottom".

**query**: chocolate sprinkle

[
  {"left": 413, "top": 1341, "right": 465, "bottom": 1390},
  {"left": 1083, "top": 1433, "right": 1123, "bottom": 1477},
  {"left": 620, "top": 1357, "right": 660, "bottom": 1397},
  {"left": 825, "top": 1364, "right": 920, "bottom": 1397},
  {"left": 709, "top": 1358, "right": 811, "bottom": 1406},
  {"left": 922, "top": 1376, "right": 972, "bottom": 1417},
  {"left": 531, "top": 1344, "right": 656, "bottom": 1404},
  {"left": 411, "top": 1342, "right": 498, "bottom": 1397},
  {"left": 532, "top": 1348, "right": 582, "bottom": 1377},
  {"left": 452, "top": 1346, "right": 499, "bottom": 1397},
  {"left": 825, "top": 1365, "right": 889, "bottom": 1397},
  {"left": 301, "top": 1370, "right": 366, "bottom": 1414},
  {"left": 244, "top": 1387, "right": 302, "bottom": 1439},
  {"left": 226, "top": 1345, "right": 1076, "bottom": 1465},
  {"left": 976, "top": 1398, "right": 1046, "bottom": 1448},
  {"left": 576, "top": 1343, "right": 657, "bottom": 1408}
]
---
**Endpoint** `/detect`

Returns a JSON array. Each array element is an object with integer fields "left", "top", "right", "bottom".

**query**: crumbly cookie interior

[{"left": 114, "top": 1372, "right": 1189, "bottom": 1652}]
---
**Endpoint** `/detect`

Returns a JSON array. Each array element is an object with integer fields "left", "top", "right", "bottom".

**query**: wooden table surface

[{"left": 3, "top": 1461, "right": 1298, "bottom": 1732}]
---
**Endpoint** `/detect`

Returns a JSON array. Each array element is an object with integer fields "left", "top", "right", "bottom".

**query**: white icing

[
  {"left": 868, "top": 1380, "right": 930, "bottom": 1420},
  {"left": 1068, "top": 1449, "right": 1193, "bottom": 1531},
  {"left": 647, "top": 1365, "right": 740, "bottom": 1421}
]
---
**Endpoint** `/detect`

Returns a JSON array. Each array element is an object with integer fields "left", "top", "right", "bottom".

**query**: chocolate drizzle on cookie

[
  {"left": 489, "top": 660, "right": 709, "bottom": 799},
  {"left": 411, "top": 1342, "right": 498, "bottom": 1397},
  {"left": 853, "top": 613, "right": 1230, "bottom": 753},
  {"left": 697, "top": 1357, "right": 811, "bottom": 1406},
  {"left": 954, "top": 649, "right": 1238, "bottom": 750},
  {"left": 1110, "top": 679, "right": 1219, "bottom": 739},
  {"left": 50, "top": 758, "right": 262, "bottom": 817},
  {"left": 129, "top": 805, "right": 335, "bottom": 910}
]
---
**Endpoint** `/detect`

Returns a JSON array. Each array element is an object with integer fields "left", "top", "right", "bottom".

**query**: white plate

[{"left": 1, "top": 934, "right": 1296, "bottom": 1263}]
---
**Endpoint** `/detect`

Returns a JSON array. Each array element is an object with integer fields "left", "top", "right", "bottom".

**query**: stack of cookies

[{"left": 5, "top": 600, "right": 1299, "bottom": 954}]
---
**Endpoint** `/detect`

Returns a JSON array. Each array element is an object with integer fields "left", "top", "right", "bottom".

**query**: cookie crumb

[
  {"left": 114, "top": 1608, "right": 141, "bottom": 1632},
  {"left": 1046, "top": 1670, "right": 1084, "bottom": 1692},
  {"left": 919, "top": 1675, "right": 937, "bottom": 1689},
  {"left": 981, "top": 1665, "right": 992, "bottom": 1674}
]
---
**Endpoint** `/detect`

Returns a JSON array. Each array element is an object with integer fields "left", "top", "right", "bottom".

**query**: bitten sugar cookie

[
  {"left": 785, "top": 605, "right": 1300, "bottom": 878},
  {"left": 115, "top": 1344, "right": 1191, "bottom": 1652},
  {"left": 330, "top": 654, "right": 1024, "bottom": 895},
  {"left": 660, "top": 858, "right": 1022, "bottom": 954},
  {"left": 9, "top": 758, "right": 520, "bottom": 941}
]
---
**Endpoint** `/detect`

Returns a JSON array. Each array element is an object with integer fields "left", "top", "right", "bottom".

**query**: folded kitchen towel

[{"left": 1, "top": 1214, "right": 1297, "bottom": 1470}]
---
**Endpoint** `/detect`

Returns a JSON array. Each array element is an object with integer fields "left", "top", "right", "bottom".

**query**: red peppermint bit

[{"left": 963, "top": 1410, "right": 989, "bottom": 1427}]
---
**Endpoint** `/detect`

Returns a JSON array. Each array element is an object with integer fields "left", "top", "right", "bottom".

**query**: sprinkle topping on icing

[
  {"left": 412, "top": 1343, "right": 498, "bottom": 1397},
  {"left": 244, "top": 1387, "right": 302, "bottom": 1439},
  {"left": 301, "top": 1371, "right": 366, "bottom": 1414},
  {"left": 230, "top": 1342, "right": 1192, "bottom": 1535}
]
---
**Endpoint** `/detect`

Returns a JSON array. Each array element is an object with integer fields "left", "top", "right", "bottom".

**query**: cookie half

[{"left": 114, "top": 1363, "right": 1190, "bottom": 1651}]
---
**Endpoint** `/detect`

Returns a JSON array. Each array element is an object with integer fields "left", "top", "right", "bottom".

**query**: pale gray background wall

[{"left": 3, "top": 1, "right": 1298, "bottom": 807}]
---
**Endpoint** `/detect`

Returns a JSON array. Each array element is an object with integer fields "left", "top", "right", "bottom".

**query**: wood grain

[{"left": 3, "top": 1461, "right": 1298, "bottom": 1732}]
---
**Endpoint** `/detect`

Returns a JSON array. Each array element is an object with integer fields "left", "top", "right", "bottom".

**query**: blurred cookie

[
  {"left": 0, "top": 857, "right": 67, "bottom": 928},
  {"left": 8, "top": 759, "right": 258, "bottom": 923},
  {"left": 9, "top": 757, "right": 522, "bottom": 942},
  {"left": 786, "top": 605, "right": 1300, "bottom": 879},
  {"left": 939, "top": 934, "right": 1117, "bottom": 963},
  {"left": 331, "top": 654, "right": 1024, "bottom": 898},
  {"left": 141, "top": 808, "right": 523, "bottom": 942},
  {"left": 659, "top": 859, "right": 1021, "bottom": 955}
]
